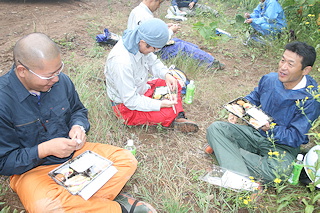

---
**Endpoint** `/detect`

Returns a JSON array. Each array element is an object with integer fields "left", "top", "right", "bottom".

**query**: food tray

[
  {"left": 48, "top": 150, "right": 113, "bottom": 195},
  {"left": 152, "top": 86, "right": 170, "bottom": 100},
  {"left": 224, "top": 97, "right": 273, "bottom": 129}
]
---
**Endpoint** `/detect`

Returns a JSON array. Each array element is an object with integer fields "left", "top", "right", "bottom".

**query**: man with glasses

[
  {"left": 0, "top": 33, "right": 156, "bottom": 212},
  {"left": 105, "top": 18, "right": 199, "bottom": 133}
]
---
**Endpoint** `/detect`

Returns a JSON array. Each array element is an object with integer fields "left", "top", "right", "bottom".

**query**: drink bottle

[
  {"left": 184, "top": 80, "right": 195, "bottom": 104},
  {"left": 288, "top": 154, "right": 304, "bottom": 185},
  {"left": 125, "top": 139, "right": 136, "bottom": 156}
]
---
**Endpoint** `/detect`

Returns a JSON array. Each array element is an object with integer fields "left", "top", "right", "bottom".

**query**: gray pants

[{"left": 206, "top": 121, "right": 300, "bottom": 183}]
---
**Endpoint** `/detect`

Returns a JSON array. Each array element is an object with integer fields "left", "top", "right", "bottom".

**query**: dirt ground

[{"left": 0, "top": 0, "right": 278, "bottom": 211}]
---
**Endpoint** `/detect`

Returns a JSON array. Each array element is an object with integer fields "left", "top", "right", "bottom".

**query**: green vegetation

[{"left": 1, "top": 0, "right": 320, "bottom": 212}]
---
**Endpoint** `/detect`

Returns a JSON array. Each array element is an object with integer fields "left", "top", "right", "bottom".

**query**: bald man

[
  {"left": 0, "top": 33, "right": 156, "bottom": 213},
  {"left": 105, "top": 18, "right": 199, "bottom": 133}
]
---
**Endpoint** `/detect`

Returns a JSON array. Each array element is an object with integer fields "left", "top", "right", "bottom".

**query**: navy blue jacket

[
  {"left": 0, "top": 67, "right": 89, "bottom": 175},
  {"left": 171, "top": 0, "right": 198, "bottom": 8},
  {"left": 245, "top": 72, "right": 320, "bottom": 148}
]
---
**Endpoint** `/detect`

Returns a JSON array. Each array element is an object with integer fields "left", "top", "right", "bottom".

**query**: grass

[{"left": 1, "top": 0, "right": 320, "bottom": 212}]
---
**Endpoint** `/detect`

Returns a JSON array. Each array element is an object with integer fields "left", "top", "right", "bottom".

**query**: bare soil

[{"left": 0, "top": 0, "right": 280, "bottom": 211}]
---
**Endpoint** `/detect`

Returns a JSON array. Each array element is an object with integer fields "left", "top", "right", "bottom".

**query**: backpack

[{"left": 168, "top": 65, "right": 190, "bottom": 95}]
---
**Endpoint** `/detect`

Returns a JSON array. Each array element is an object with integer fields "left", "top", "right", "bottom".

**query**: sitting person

[
  {"left": 170, "top": 0, "right": 219, "bottom": 17},
  {"left": 205, "top": 41, "right": 319, "bottom": 184},
  {"left": 0, "top": 32, "right": 155, "bottom": 213},
  {"left": 244, "top": 0, "right": 287, "bottom": 36},
  {"left": 105, "top": 18, "right": 199, "bottom": 133},
  {"left": 128, "top": 0, "right": 224, "bottom": 70}
]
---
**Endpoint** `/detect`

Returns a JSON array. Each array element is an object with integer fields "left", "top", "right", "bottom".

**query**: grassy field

[{"left": 0, "top": 0, "right": 319, "bottom": 212}]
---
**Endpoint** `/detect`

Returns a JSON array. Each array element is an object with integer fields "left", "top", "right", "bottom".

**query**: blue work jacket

[
  {"left": 250, "top": 0, "right": 287, "bottom": 35},
  {"left": 245, "top": 72, "right": 320, "bottom": 148},
  {"left": 171, "top": 0, "right": 198, "bottom": 8},
  {"left": 0, "top": 67, "right": 89, "bottom": 176}
]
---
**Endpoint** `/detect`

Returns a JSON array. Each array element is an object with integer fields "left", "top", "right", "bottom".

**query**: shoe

[
  {"left": 203, "top": 144, "right": 213, "bottom": 154},
  {"left": 210, "top": 60, "right": 225, "bottom": 71},
  {"left": 250, "top": 182, "right": 264, "bottom": 201},
  {"left": 173, "top": 118, "right": 199, "bottom": 133},
  {"left": 114, "top": 193, "right": 157, "bottom": 213},
  {"left": 172, "top": 6, "right": 187, "bottom": 16}
]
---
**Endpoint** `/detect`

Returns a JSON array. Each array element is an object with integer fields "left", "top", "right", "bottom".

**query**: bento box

[
  {"left": 48, "top": 150, "right": 118, "bottom": 200},
  {"left": 224, "top": 97, "right": 273, "bottom": 129}
]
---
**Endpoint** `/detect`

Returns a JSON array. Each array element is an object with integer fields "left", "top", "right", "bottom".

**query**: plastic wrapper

[{"left": 199, "top": 165, "right": 260, "bottom": 191}]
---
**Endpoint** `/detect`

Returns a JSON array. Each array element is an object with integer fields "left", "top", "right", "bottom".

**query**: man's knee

[{"left": 207, "top": 121, "right": 228, "bottom": 133}]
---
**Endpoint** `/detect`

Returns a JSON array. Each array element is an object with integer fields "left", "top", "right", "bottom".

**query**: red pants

[
  {"left": 112, "top": 79, "right": 184, "bottom": 127},
  {"left": 10, "top": 142, "right": 137, "bottom": 213}
]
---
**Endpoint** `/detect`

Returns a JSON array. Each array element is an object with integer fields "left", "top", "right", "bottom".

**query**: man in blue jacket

[
  {"left": 205, "top": 41, "right": 319, "bottom": 183},
  {"left": 244, "top": 0, "right": 287, "bottom": 36},
  {"left": 0, "top": 33, "right": 155, "bottom": 213}
]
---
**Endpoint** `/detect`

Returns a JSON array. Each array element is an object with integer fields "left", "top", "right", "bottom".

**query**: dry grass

[{"left": 0, "top": 0, "right": 319, "bottom": 212}]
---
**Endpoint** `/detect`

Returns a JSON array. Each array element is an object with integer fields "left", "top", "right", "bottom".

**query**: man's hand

[
  {"left": 165, "top": 73, "right": 178, "bottom": 92},
  {"left": 38, "top": 138, "right": 78, "bottom": 159},
  {"left": 260, "top": 122, "right": 270, "bottom": 132},
  {"left": 168, "top": 23, "right": 181, "bottom": 33},
  {"left": 69, "top": 125, "right": 87, "bottom": 150},
  {"left": 160, "top": 99, "right": 178, "bottom": 108},
  {"left": 189, "top": 2, "right": 195, "bottom": 9},
  {"left": 228, "top": 113, "right": 238, "bottom": 124},
  {"left": 244, "top": 12, "right": 250, "bottom": 18},
  {"left": 244, "top": 18, "right": 253, "bottom": 24}
]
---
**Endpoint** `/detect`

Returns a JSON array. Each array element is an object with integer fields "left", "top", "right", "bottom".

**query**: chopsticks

[{"left": 166, "top": 82, "right": 176, "bottom": 114}]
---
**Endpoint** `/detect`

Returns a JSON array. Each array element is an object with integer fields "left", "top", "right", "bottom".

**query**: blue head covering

[{"left": 122, "top": 18, "right": 169, "bottom": 54}]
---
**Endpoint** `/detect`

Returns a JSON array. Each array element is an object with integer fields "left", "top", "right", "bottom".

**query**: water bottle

[
  {"left": 288, "top": 154, "right": 304, "bottom": 185},
  {"left": 125, "top": 139, "right": 136, "bottom": 156},
  {"left": 215, "top": 28, "right": 232, "bottom": 38},
  {"left": 184, "top": 80, "right": 195, "bottom": 104}
]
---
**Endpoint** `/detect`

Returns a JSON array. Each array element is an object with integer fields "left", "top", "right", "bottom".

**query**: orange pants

[{"left": 10, "top": 142, "right": 137, "bottom": 213}]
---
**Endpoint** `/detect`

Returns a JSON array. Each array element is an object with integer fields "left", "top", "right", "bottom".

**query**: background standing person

[
  {"left": 0, "top": 32, "right": 156, "bottom": 213},
  {"left": 205, "top": 41, "right": 319, "bottom": 184},
  {"left": 105, "top": 18, "right": 199, "bottom": 133},
  {"left": 244, "top": 0, "right": 287, "bottom": 36}
]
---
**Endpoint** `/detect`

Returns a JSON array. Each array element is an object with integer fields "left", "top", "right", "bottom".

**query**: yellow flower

[
  {"left": 314, "top": 94, "right": 320, "bottom": 98},
  {"left": 249, "top": 176, "right": 255, "bottom": 180},
  {"left": 274, "top": 178, "right": 282, "bottom": 184},
  {"left": 308, "top": 14, "right": 312, "bottom": 17},
  {"left": 243, "top": 199, "right": 249, "bottom": 205},
  {"left": 272, "top": 151, "right": 280, "bottom": 157},
  {"left": 317, "top": 133, "right": 320, "bottom": 138},
  {"left": 268, "top": 151, "right": 273, "bottom": 156},
  {"left": 307, "top": 85, "right": 314, "bottom": 88},
  {"left": 239, "top": 197, "right": 243, "bottom": 200},
  {"left": 305, "top": 96, "right": 309, "bottom": 100},
  {"left": 270, "top": 123, "right": 276, "bottom": 129},
  {"left": 305, "top": 22, "right": 310, "bottom": 24}
]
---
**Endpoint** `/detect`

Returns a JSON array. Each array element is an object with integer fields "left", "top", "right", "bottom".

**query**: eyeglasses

[
  {"left": 146, "top": 44, "right": 161, "bottom": 53},
  {"left": 18, "top": 60, "right": 64, "bottom": 80}
]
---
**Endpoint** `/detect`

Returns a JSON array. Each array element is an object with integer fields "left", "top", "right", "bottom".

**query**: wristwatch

[{"left": 73, "top": 125, "right": 86, "bottom": 133}]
